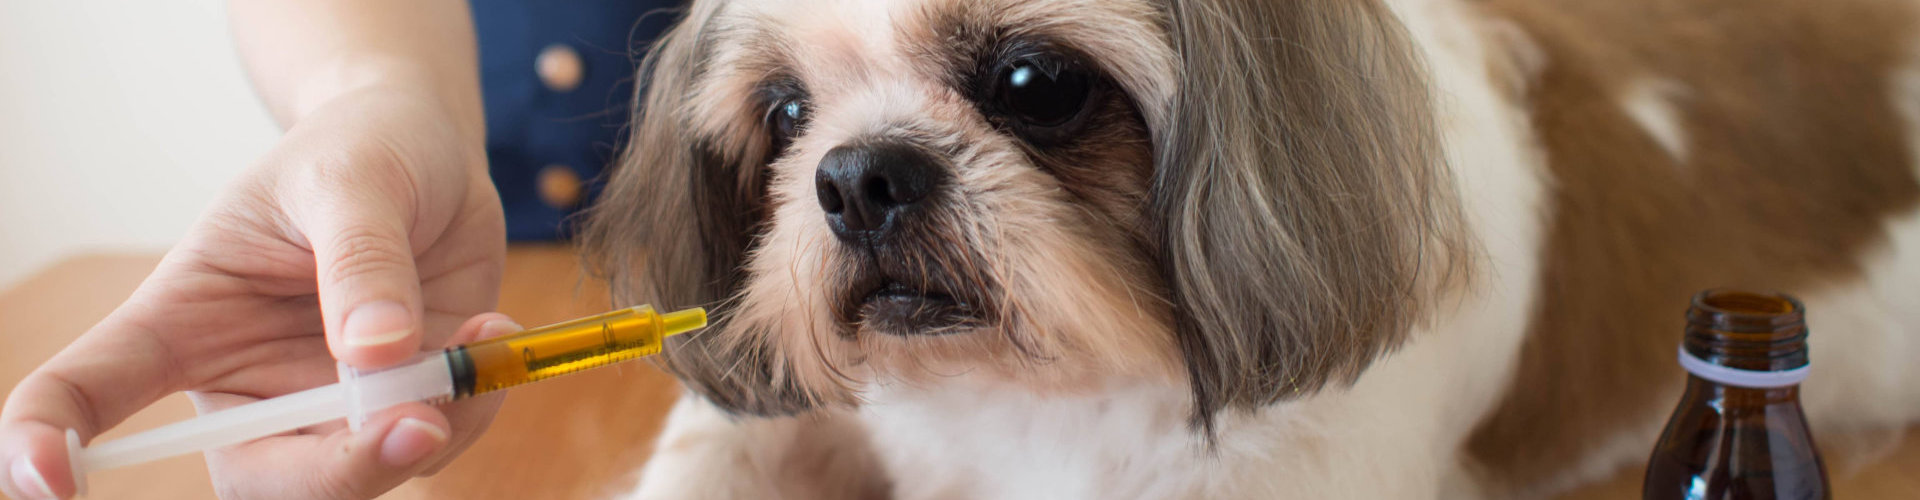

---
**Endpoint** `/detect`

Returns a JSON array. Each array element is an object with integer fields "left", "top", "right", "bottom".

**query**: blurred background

[{"left": 0, "top": 0, "right": 276, "bottom": 289}]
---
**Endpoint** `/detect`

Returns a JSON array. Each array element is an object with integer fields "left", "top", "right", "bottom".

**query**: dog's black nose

[{"left": 815, "top": 142, "right": 945, "bottom": 242}]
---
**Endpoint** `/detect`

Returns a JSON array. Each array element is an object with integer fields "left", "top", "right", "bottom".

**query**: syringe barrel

[
  {"left": 340, "top": 353, "right": 456, "bottom": 432},
  {"left": 446, "top": 305, "right": 698, "bottom": 397}
]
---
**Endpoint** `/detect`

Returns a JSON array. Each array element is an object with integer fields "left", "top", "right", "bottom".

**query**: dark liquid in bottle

[
  {"left": 1644, "top": 378, "right": 1827, "bottom": 499},
  {"left": 1643, "top": 290, "right": 1828, "bottom": 500}
]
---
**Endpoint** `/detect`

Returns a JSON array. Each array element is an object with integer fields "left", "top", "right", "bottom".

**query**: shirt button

[
  {"left": 536, "top": 44, "right": 584, "bottom": 93},
  {"left": 538, "top": 165, "right": 585, "bottom": 209}
]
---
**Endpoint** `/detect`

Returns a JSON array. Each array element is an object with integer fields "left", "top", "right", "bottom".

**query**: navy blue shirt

[{"left": 470, "top": 0, "right": 685, "bottom": 240}]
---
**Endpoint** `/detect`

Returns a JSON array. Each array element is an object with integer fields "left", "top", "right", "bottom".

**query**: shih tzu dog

[{"left": 582, "top": 0, "right": 1920, "bottom": 498}]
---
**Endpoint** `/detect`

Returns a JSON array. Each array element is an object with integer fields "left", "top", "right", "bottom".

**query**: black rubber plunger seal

[{"left": 446, "top": 346, "right": 477, "bottom": 398}]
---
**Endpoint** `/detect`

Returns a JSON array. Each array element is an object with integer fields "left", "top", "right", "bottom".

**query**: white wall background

[{"left": 0, "top": 1, "right": 278, "bottom": 289}]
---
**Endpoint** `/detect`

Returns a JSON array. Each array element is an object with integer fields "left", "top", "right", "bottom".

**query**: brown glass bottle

[{"left": 1644, "top": 289, "right": 1828, "bottom": 500}]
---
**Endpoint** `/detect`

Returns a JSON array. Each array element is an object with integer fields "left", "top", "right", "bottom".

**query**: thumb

[{"left": 289, "top": 172, "right": 426, "bottom": 370}]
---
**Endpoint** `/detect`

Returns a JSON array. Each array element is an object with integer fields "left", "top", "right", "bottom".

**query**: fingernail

[
  {"left": 345, "top": 301, "right": 413, "bottom": 347},
  {"left": 10, "top": 457, "right": 53, "bottom": 500},
  {"left": 379, "top": 418, "right": 448, "bottom": 467},
  {"left": 478, "top": 319, "right": 524, "bottom": 339}
]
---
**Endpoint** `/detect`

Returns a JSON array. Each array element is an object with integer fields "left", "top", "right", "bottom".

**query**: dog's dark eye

[
  {"left": 994, "top": 59, "right": 1094, "bottom": 129},
  {"left": 766, "top": 97, "right": 808, "bottom": 154}
]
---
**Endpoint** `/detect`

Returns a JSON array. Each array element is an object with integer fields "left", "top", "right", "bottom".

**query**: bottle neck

[{"left": 1674, "top": 289, "right": 1812, "bottom": 408}]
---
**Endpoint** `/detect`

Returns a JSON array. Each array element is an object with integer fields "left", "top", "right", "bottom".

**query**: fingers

[
  {"left": 282, "top": 160, "right": 428, "bottom": 370},
  {"left": 416, "top": 313, "right": 520, "bottom": 475},
  {"left": 447, "top": 312, "right": 523, "bottom": 346},
  {"left": 206, "top": 402, "right": 451, "bottom": 500},
  {"left": 194, "top": 312, "right": 518, "bottom": 499},
  {"left": 0, "top": 308, "right": 195, "bottom": 499},
  {"left": 0, "top": 421, "right": 68, "bottom": 500}
]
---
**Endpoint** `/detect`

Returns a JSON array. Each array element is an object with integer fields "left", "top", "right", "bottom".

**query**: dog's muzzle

[{"left": 815, "top": 141, "right": 981, "bottom": 335}]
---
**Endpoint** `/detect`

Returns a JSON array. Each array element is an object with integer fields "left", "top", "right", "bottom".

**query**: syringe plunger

[{"left": 62, "top": 305, "right": 706, "bottom": 495}]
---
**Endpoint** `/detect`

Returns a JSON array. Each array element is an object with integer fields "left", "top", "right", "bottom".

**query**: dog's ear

[
  {"left": 582, "top": 5, "right": 817, "bottom": 416},
  {"left": 1151, "top": 0, "right": 1470, "bottom": 428}
]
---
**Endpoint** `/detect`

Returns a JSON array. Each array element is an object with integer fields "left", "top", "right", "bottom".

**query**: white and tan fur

[{"left": 582, "top": 0, "right": 1920, "bottom": 498}]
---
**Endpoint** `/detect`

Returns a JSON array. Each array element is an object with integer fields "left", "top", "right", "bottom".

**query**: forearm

[{"left": 228, "top": 0, "right": 484, "bottom": 144}]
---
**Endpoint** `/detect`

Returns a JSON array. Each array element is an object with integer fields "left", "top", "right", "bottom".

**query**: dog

[{"left": 581, "top": 0, "right": 1920, "bottom": 497}]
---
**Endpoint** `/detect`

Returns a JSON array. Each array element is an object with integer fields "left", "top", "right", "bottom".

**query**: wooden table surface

[{"left": 1, "top": 247, "right": 1914, "bottom": 499}]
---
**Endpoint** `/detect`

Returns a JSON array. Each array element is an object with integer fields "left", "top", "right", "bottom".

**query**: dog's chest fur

[{"left": 858, "top": 379, "right": 1207, "bottom": 499}]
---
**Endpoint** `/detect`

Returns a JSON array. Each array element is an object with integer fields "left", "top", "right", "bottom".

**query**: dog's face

[
  {"left": 587, "top": 0, "right": 1469, "bottom": 427},
  {"left": 688, "top": 0, "right": 1187, "bottom": 394}
]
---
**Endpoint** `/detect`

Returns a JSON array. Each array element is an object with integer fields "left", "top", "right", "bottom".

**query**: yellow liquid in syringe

[{"left": 447, "top": 305, "right": 706, "bottom": 397}]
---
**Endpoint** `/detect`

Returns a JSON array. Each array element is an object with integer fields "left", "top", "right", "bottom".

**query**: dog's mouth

[
  {"left": 856, "top": 278, "right": 975, "bottom": 334},
  {"left": 850, "top": 278, "right": 980, "bottom": 335}
]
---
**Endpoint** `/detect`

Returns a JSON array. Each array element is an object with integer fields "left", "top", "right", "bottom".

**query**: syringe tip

[{"left": 660, "top": 307, "right": 708, "bottom": 338}]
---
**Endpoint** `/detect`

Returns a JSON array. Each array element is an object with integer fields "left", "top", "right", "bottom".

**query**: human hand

[{"left": 0, "top": 85, "right": 510, "bottom": 499}]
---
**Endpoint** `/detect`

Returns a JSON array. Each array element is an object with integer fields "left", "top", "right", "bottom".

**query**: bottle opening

[
  {"left": 1697, "top": 290, "right": 1794, "bottom": 315},
  {"left": 1684, "top": 289, "right": 1808, "bottom": 371},
  {"left": 1687, "top": 289, "right": 1803, "bottom": 333}
]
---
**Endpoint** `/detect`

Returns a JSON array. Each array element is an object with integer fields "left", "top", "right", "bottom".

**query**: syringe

[{"left": 62, "top": 305, "right": 706, "bottom": 494}]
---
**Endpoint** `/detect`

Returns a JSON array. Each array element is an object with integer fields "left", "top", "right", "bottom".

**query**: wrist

[{"left": 291, "top": 54, "right": 485, "bottom": 144}]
